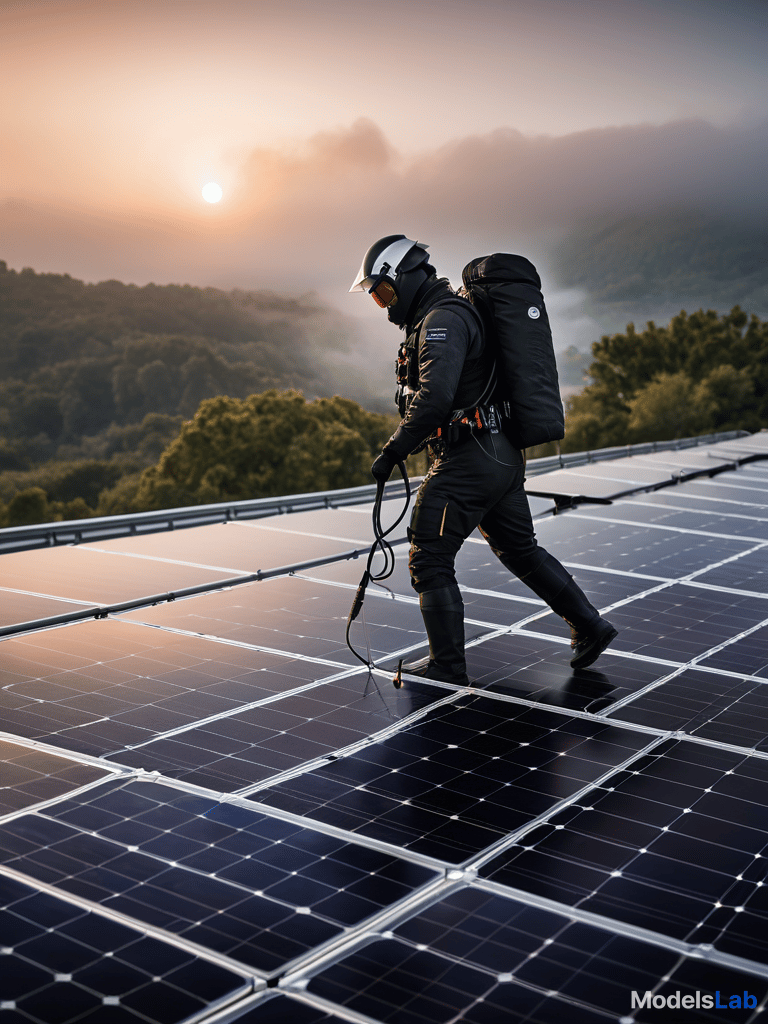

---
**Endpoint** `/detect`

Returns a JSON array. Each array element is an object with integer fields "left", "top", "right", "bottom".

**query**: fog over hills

[
  {"left": 3, "top": 116, "right": 767, "bottom": 385},
  {"left": 553, "top": 208, "right": 768, "bottom": 335}
]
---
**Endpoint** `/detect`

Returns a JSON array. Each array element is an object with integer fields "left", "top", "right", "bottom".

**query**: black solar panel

[
  {"left": 478, "top": 738, "right": 768, "bottom": 963},
  {"left": 0, "top": 873, "right": 251, "bottom": 1023},
  {"left": 255, "top": 694, "right": 654, "bottom": 863},
  {"left": 2, "top": 433, "right": 768, "bottom": 1022},
  {"left": 0, "top": 739, "right": 109, "bottom": 816},
  {"left": 296, "top": 886, "right": 768, "bottom": 1022}
]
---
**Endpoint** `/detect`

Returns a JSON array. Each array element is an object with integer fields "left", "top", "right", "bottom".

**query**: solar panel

[
  {"left": 2, "top": 431, "right": 768, "bottom": 1022},
  {"left": 0, "top": 873, "right": 252, "bottom": 1021}
]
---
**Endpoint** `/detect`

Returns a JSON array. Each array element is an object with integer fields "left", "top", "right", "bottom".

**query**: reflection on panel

[
  {"left": 126, "top": 575, "right": 433, "bottom": 663},
  {"left": 631, "top": 488, "right": 768, "bottom": 516},
  {"left": 0, "top": 618, "right": 332, "bottom": 756},
  {"left": 694, "top": 549, "right": 768, "bottom": 593},
  {"left": 522, "top": 514, "right": 754, "bottom": 577},
  {"left": 238, "top": 503, "right": 406, "bottom": 544},
  {"left": 608, "top": 667, "right": 768, "bottom": 748},
  {"left": 699, "top": 625, "right": 768, "bottom": 679},
  {"left": 376, "top": 885, "right": 768, "bottom": 1023},
  {"left": 257, "top": 694, "right": 651, "bottom": 864},
  {"left": 524, "top": 583, "right": 768, "bottom": 663},
  {"left": 458, "top": 632, "right": 666, "bottom": 714},
  {"left": 0, "top": 740, "right": 109, "bottom": 817},
  {"left": 0, "top": 590, "right": 95, "bottom": 631},
  {"left": 0, "top": 873, "right": 250, "bottom": 1024},
  {"left": 303, "top": 932, "right": 622, "bottom": 1023},
  {"left": 525, "top": 469, "right": 639, "bottom": 501},
  {"left": 480, "top": 738, "right": 768, "bottom": 964},
  {"left": 569, "top": 501, "right": 768, "bottom": 541},
  {"left": 297, "top": 554, "right": 414, "bottom": 599},
  {"left": 93, "top": 519, "right": 366, "bottom": 572},
  {"left": 108, "top": 675, "right": 445, "bottom": 792},
  {"left": 0, "top": 546, "right": 245, "bottom": 606},
  {"left": 0, "top": 778, "right": 439, "bottom": 976},
  {"left": 671, "top": 479, "right": 768, "bottom": 507}
]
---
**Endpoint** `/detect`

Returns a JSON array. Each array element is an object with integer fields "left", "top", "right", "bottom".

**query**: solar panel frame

[{"left": 2, "top": 433, "right": 768, "bottom": 1022}]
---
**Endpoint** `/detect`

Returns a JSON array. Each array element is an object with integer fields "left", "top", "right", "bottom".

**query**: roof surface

[{"left": 2, "top": 432, "right": 768, "bottom": 1023}]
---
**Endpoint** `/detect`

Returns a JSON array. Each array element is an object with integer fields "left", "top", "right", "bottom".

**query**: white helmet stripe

[
  {"left": 349, "top": 237, "right": 429, "bottom": 292},
  {"left": 370, "top": 237, "right": 425, "bottom": 278}
]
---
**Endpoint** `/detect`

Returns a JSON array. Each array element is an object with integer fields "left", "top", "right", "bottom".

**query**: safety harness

[{"left": 397, "top": 298, "right": 501, "bottom": 459}]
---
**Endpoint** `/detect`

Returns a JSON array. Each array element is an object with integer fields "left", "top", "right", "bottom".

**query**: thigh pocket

[
  {"left": 410, "top": 498, "right": 477, "bottom": 546},
  {"left": 409, "top": 497, "right": 449, "bottom": 543}
]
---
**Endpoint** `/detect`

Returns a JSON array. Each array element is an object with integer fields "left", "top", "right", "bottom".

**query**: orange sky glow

[{"left": 1, "top": 0, "right": 766, "bottom": 330}]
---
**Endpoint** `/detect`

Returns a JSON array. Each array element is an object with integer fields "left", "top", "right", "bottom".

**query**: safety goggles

[{"left": 369, "top": 277, "right": 397, "bottom": 308}]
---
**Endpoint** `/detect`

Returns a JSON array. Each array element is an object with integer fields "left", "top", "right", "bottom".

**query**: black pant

[{"left": 408, "top": 429, "right": 547, "bottom": 593}]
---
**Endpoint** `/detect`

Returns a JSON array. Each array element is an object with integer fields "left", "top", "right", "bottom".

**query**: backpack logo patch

[{"left": 528, "top": 306, "right": 540, "bottom": 319}]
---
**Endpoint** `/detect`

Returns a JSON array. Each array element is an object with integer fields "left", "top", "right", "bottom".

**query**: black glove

[{"left": 371, "top": 449, "right": 400, "bottom": 483}]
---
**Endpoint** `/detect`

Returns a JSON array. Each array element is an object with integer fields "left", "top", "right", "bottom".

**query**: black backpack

[{"left": 461, "top": 253, "right": 565, "bottom": 449}]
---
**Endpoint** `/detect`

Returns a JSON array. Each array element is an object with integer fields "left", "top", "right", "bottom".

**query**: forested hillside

[
  {"left": 2, "top": 262, "right": 766, "bottom": 528},
  {"left": 0, "top": 261, "right": 357, "bottom": 468}
]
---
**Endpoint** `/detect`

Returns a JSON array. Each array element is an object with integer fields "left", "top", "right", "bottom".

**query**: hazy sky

[{"left": 2, "top": 0, "right": 767, "bottom": 348}]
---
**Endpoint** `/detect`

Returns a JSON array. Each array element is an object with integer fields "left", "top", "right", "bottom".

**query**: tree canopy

[
  {"left": 133, "top": 390, "right": 393, "bottom": 510},
  {"left": 564, "top": 306, "right": 767, "bottom": 452}
]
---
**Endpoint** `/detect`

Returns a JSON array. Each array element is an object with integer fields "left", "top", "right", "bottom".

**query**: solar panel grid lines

[
  {"left": 118, "top": 616, "right": 356, "bottom": 670},
  {"left": 561, "top": 512, "right": 768, "bottom": 545},
  {"left": 0, "top": 778, "right": 446, "bottom": 980},
  {"left": 465, "top": 876, "right": 705, "bottom": 964},
  {"left": 281, "top": 887, "right": 724, "bottom": 1024},
  {"left": 599, "top": 495, "right": 768, "bottom": 528},
  {"left": 597, "top": 664, "right": 701, "bottom": 721},
  {"left": 103, "top": 663, "right": 364, "bottom": 755},
  {"left": 2, "top": 437, "right": 768, "bottom": 1022},
  {"left": 108, "top": 679, "right": 462, "bottom": 798},
  {"left": 684, "top": 580, "right": 768, "bottom": 603},
  {"left": 254, "top": 693, "right": 666, "bottom": 869},
  {"left": 477, "top": 738, "right": 768, "bottom": 964},
  {"left": 0, "top": 863, "right": 259, "bottom": 979},
  {"left": 235, "top": 688, "right": 466, "bottom": 798},
  {"left": 443, "top": 732, "right": 672, "bottom": 874},
  {"left": 0, "top": 737, "right": 123, "bottom": 822},
  {"left": 0, "top": 730, "right": 132, "bottom": 776},
  {"left": 606, "top": 669, "right": 768, "bottom": 752}
]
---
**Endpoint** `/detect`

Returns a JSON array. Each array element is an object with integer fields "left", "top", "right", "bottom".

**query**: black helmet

[{"left": 349, "top": 234, "right": 435, "bottom": 326}]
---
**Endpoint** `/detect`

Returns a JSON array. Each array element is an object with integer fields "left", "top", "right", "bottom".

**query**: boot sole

[
  {"left": 394, "top": 660, "right": 471, "bottom": 687},
  {"left": 570, "top": 626, "right": 619, "bottom": 670}
]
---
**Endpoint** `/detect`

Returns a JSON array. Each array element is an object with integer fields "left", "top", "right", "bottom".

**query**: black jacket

[{"left": 385, "top": 278, "right": 492, "bottom": 459}]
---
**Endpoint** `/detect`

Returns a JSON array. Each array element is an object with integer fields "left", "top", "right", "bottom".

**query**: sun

[{"left": 202, "top": 182, "right": 223, "bottom": 204}]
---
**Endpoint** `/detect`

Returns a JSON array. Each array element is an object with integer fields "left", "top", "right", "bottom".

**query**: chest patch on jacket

[{"left": 424, "top": 327, "right": 448, "bottom": 342}]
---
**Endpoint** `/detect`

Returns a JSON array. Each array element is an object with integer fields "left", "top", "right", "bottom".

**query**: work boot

[
  {"left": 568, "top": 618, "right": 619, "bottom": 670},
  {"left": 516, "top": 551, "right": 618, "bottom": 669},
  {"left": 396, "top": 584, "right": 471, "bottom": 686}
]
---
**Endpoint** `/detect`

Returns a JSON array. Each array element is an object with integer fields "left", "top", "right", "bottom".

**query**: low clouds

[
  {"left": 229, "top": 115, "right": 768, "bottom": 316},
  {"left": 3, "top": 114, "right": 766, "bottom": 328}
]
